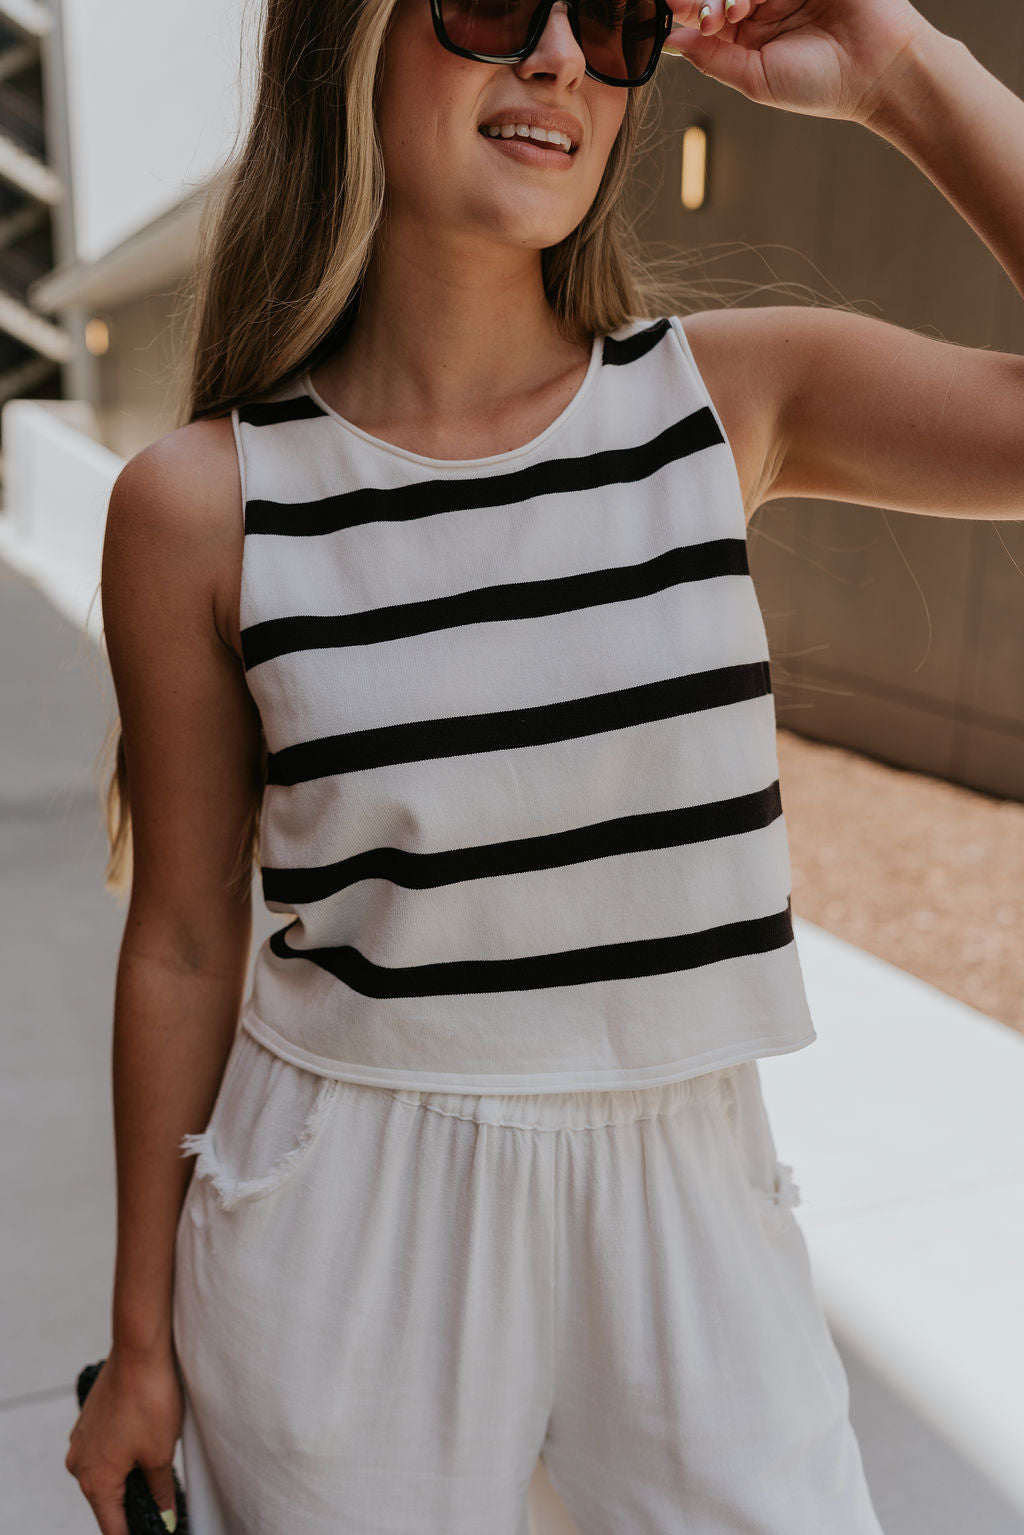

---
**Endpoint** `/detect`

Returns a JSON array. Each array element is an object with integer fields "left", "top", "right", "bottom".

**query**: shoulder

[
  {"left": 671, "top": 309, "right": 786, "bottom": 523},
  {"left": 679, "top": 303, "right": 873, "bottom": 403},
  {"left": 678, "top": 304, "right": 805, "bottom": 393},
  {"left": 104, "top": 414, "right": 244, "bottom": 658},
  {"left": 674, "top": 306, "right": 850, "bottom": 523},
  {"left": 110, "top": 415, "right": 241, "bottom": 546}
]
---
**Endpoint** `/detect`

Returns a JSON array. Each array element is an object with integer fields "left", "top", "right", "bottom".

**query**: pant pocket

[
  {"left": 718, "top": 1060, "right": 802, "bottom": 1239},
  {"left": 181, "top": 1026, "right": 337, "bottom": 1213}
]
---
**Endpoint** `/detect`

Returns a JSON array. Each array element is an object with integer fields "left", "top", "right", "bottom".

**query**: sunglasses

[{"left": 428, "top": 0, "right": 674, "bottom": 87}]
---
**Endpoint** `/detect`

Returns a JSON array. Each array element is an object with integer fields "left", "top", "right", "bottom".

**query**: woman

[{"left": 67, "top": 0, "right": 1024, "bottom": 1530}]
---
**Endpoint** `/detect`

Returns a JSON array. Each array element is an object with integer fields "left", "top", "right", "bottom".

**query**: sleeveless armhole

[
  {"left": 667, "top": 313, "right": 747, "bottom": 530},
  {"left": 229, "top": 406, "right": 248, "bottom": 531}
]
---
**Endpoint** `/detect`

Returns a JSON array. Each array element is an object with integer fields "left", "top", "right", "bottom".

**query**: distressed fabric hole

[
  {"left": 754, "top": 1158, "right": 802, "bottom": 1237},
  {"left": 179, "top": 1029, "right": 337, "bottom": 1212},
  {"left": 773, "top": 1159, "right": 802, "bottom": 1210},
  {"left": 717, "top": 1063, "right": 802, "bottom": 1236}
]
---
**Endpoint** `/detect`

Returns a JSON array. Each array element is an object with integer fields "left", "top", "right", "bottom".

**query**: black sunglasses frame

[{"left": 427, "top": 0, "right": 674, "bottom": 87}]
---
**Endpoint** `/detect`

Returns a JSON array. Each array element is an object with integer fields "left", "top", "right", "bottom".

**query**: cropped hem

[{"left": 239, "top": 1005, "right": 817, "bottom": 1094}]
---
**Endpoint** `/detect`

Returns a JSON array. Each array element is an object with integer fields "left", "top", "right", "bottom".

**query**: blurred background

[{"left": 0, "top": 0, "right": 1022, "bottom": 1531}]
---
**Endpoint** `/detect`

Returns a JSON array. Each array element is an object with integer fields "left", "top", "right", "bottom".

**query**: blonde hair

[{"left": 101, "top": 0, "right": 716, "bottom": 901}]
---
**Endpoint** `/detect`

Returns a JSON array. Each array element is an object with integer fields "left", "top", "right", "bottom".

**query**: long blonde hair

[{"left": 101, "top": 0, "right": 708, "bottom": 902}]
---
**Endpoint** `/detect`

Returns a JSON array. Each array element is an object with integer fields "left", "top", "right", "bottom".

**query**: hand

[
  {"left": 663, "top": 0, "right": 935, "bottom": 125},
  {"left": 66, "top": 1346, "right": 182, "bottom": 1535}
]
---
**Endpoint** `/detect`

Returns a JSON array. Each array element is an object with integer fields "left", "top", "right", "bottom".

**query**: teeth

[{"left": 484, "top": 123, "right": 573, "bottom": 152}]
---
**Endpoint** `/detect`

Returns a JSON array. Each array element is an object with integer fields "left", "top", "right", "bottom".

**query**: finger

[
  {"left": 663, "top": 5, "right": 707, "bottom": 56},
  {"left": 141, "top": 1462, "right": 179, "bottom": 1530},
  {"left": 687, "top": 1, "right": 752, "bottom": 37},
  {"left": 665, "top": 0, "right": 704, "bottom": 27},
  {"left": 666, "top": 24, "right": 770, "bottom": 97},
  {"left": 65, "top": 1454, "right": 126, "bottom": 1535},
  {"left": 695, "top": 1, "right": 725, "bottom": 34},
  {"left": 84, "top": 1487, "right": 130, "bottom": 1535}
]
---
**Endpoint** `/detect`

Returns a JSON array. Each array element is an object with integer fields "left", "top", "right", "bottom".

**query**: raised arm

[
  {"left": 66, "top": 416, "right": 262, "bottom": 1535},
  {"left": 670, "top": 1, "right": 1024, "bottom": 523}
]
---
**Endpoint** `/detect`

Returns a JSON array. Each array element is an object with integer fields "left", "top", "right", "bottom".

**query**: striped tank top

[{"left": 230, "top": 314, "right": 817, "bottom": 1092}]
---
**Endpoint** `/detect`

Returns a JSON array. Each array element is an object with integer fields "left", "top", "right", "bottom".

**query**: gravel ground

[{"left": 776, "top": 727, "right": 1024, "bottom": 1035}]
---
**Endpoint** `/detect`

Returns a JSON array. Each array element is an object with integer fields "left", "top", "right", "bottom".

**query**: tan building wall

[{"left": 630, "top": 0, "right": 1024, "bottom": 800}]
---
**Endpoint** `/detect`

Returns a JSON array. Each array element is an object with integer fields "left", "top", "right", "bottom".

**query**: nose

[{"left": 514, "top": 0, "right": 587, "bottom": 88}]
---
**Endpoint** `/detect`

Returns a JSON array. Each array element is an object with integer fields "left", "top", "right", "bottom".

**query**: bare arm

[
  {"left": 686, "top": 303, "right": 1024, "bottom": 524},
  {"left": 67, "top": 415, "right": 261, "bottom": 1535},
  {"left": 673, "top": 5, "right": 1024, "bottom": 524},
  {"left": 767, "top": 23, "right": 1024, "bottom": 517}
]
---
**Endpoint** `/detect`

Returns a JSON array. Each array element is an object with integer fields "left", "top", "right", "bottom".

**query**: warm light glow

[
  {"left": 681, "top": 125, "right": 708, "bottom": 211},
  {"left": 84, "top": 318, "right": 110, "bottom": 356}
]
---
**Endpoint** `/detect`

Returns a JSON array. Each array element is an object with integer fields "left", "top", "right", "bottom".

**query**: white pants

[{"left": 174, "top": 1028, "right": 885, "bottom": 1535}]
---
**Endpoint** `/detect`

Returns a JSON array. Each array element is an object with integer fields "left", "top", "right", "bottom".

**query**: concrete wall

[
  {"left": 58, "top": 0, "right": 252, "bottom": 263},
  {"left": 628, "top": 0, "right": 1024, "bottom": 800},
  {"left": 0, "top": 397, "right": 122, "bottom": 645}
]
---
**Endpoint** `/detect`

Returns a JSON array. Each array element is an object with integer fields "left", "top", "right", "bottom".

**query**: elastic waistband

[{"left": 369, "top": 1060, "right": 745, "bottom": 1132}]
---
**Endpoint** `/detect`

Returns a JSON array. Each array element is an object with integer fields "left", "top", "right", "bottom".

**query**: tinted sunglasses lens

[
  {"left": 578, "top": 0, "right": 660, "bottom": 80},
  {"left": 439, "top": 0, "right": 537, "bottom": 56},
  {"left": 438, "top": 0, "right": 660, "bottom": 82}
]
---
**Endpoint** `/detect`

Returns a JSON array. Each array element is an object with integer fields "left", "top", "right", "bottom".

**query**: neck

[{"left": 318, "top": 225, "right": 590, "bottom": 425}]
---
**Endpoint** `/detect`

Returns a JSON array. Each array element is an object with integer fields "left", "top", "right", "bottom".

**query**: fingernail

[
  {"left": 724, "top": 0, "right": 734, "bottom": 10},
  {"left": 698, "top": 4, "right": 711, "bottom": 21},
  {"left": 160, "top": 1513, "right": 177, "bottom": 1534}
]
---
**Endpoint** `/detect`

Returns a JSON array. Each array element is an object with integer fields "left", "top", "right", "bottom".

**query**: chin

[{"left": 475, "top": 195, "right": 589, "bottom": 250}]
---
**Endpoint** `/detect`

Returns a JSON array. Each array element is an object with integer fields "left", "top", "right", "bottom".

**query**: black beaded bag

[{"left": 75, "top": 1361, "right": 190, "bottom": 1535}]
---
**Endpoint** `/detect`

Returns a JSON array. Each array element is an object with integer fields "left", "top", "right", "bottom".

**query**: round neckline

[{"left": 300, "top": 330, "right": 604, "bottom": 470}]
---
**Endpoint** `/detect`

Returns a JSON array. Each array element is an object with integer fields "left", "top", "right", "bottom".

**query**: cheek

[
  {"left": 567, "top": 89, "right": 626, "bottom": 200},
  {"left": 377, "top": 35, "right": 485, "bottom": 197},
  {"left": 376, "top": 11, "right": 448, "bottom": 161},
  {"left": 591, "top": 93, "right": 629, "bottom": 162},
  {"left": 377, "top": 86, "right": 445, "bottom": 203}
]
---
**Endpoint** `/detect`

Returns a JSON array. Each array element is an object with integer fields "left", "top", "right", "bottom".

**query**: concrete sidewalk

[{"left": 3, "top": 553, "right": 1022, "bottom": 1535}]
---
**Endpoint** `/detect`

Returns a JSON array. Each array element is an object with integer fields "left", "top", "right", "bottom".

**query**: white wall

[
  {"left": 59, "top": 0, "right": 256, "bottom": 265},
  {"left": 0, "top": 400, "right": 123, "bottom": 644}
]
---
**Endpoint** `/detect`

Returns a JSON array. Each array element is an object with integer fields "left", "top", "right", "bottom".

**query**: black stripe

[
  {"left": 237, "top": 396, "right": 327, "bottom": 427},
  {"left": 244, "top": 407, "right": 725, "bottom": 537},
  {"left": 241, "top": 537, "right": 750, "bottom": 670},
  {"left": 602, "top": 317, "right": 672, "bottom": 367},
  {"left": 267, "top": 902, "right": 796, "bottom": 997},
  {"left": 261, "top": 781, "right": 783, "bottom": 906},
  {"left": 267, "top": 660, "right": 772, "bottom": 786}
]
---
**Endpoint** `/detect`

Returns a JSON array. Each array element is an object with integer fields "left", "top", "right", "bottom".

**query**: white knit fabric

[{"left": 230, "top": 314, "right": 817, "bottom": 1091}]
